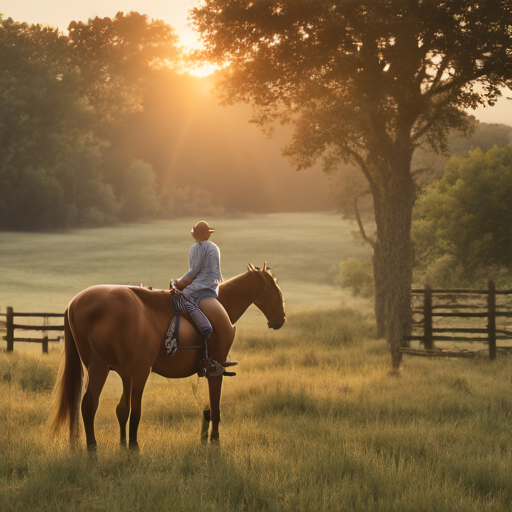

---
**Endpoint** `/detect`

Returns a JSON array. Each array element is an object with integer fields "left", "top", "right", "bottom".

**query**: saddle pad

[{"left": 165, "top": 314, "right": 180, "bottom": 355}]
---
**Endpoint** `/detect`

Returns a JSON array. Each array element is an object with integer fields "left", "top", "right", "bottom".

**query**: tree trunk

[
  {"left": 372, "top": 172, "right": 415, "bottom": 371},
  {"left": 372, "top": 247, "right": 386, "bottom": 338}
]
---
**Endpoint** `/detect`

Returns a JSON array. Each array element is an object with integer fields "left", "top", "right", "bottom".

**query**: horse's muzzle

[{"left": 268, "top": 320, "right": 285, "bottom": 330}]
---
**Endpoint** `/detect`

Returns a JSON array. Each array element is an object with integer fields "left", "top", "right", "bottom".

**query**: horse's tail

[{"left": 47, "top": 308, "right": 83, "bottom": 446}]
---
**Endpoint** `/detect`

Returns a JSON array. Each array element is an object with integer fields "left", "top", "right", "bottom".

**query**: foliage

[
  {"left": 117, "top": 159, "right": 160, "bottom": 221},
  {"left": 333, "top": 258, "right": 375, "bottom": 298},
  {"left": 67, "top": 12, "right": 180, "bottom": 129},
  {"left": 0, "top": 14, "right": 179, "bottom": 230},
  {"left": 413, "top": 145, "right": 512, "bottom": 287},
  {"left": 329, "top": 122, "right": 512, "bottom": 235},
  {"left": 159, "top": 185, "right": 225, "bottom": 218}
]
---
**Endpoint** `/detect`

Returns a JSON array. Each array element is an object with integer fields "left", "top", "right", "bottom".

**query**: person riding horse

[{"left": 171, "top": 221, "right": 236, "bottom": 374}]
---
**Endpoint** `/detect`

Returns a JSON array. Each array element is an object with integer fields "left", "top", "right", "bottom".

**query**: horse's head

[{"left": 248, "top": 262, "right": 286, "bottom": 330}]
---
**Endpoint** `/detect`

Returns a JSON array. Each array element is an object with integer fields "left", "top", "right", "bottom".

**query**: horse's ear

[
  {"left": 262, "top": 261, "right": 268, "bottom": 272},
  {"left": 247, "top": 263, "right": 255, "bottom": 271}
]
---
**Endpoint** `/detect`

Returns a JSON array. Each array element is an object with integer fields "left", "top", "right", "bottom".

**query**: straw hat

[{"left": 191, "top": 220, "right": 215, "bottom": 241}]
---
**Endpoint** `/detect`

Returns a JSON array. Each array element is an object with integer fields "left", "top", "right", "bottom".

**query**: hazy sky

[
  {"left": 1, "top": 0, "right": 200, "bottom": 48},
  {"left": 2, "top": 0, "right": 512, "bottom": 125}
]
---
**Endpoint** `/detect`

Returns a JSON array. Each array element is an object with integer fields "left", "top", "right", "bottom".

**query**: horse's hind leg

[
  {"left": 82, "top": 358, "right": 110, "bottom": 451},
  {"left": 128, "top": 367, "right": 150, "bottom": 450},
  {"left": 116, "top": 374, "right": 132, "bottom": 448}
]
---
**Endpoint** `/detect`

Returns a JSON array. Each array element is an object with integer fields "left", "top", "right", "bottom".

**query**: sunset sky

[
  {"left": 2, "top": 0, "right": 200, "bottom": 48},
  {"left": 2, "top": 0, "right": 512, "bottom": 123}
]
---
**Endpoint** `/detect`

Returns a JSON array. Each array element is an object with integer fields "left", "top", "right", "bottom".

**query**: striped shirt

[{"left": 180, "top": 240, "right": 223, "bottom": 297}]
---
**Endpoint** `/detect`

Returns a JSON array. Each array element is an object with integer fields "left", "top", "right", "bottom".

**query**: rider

[{"left": 172, "top": 221, "right": 236, "bottom": 367}]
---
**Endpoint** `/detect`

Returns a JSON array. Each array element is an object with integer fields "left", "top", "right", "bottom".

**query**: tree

[
  {"left": 413, "top": 145, "right": 512, "bottom": 287},
  {"left": 67, "top": 12, "right": 180, "bottom": 130},
  {"left": 0, "top": 14, "right": 180, "bottom": 230},
  {"left": 328, "top": 121, "right": 512, "bottom": 337},
  {"left": 0, "top": 19, "right": 109, "bottom": 229},
  {"left": 191, "top": 0, "right": 512, "bottom": 369}
]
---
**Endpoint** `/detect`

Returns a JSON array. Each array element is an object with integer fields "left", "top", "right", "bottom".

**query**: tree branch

[
  {"left": 411, "top": 91, "right": 458, "bottom": 142},
  {"left": 354, "top": 195, "right": 376, "bottom": 249},
  {"left": 344, "top": 146, "right": 376, "bottom": 190}
]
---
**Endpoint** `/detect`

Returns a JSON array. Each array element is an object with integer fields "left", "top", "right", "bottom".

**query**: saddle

[{"left": 165, "top": 285, "right": 237, "bottom": 378}]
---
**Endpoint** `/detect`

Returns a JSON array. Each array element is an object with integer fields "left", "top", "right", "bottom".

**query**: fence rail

[
  {"left": 403, "top": 280, "right": 512, "bottom": 360},
  {"left": 1, "top": 307, "right": 64, "bottom": 353}
]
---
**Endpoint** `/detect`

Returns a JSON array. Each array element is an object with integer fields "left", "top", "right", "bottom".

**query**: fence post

[
  {"left": 424, "top": 285, "right": 433, "bottom": 350},
  {"left": 6, "top": 307, "right": 14, "bottom": 352},
  {"left": 42, "top": 336, "right": 49, "bottom": 354},
  {"left": 42, "top": 316, "right": 49, "bottom": 354},
  {"left": 488, "top": 280, "right": 496, "bottom": 360}
]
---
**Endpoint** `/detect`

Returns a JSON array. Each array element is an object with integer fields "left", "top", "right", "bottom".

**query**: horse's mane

[{"left": 128, "top": 283, "right": 154, "bottom": 290}]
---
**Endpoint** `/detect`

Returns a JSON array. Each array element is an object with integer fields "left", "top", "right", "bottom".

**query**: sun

[{"left": 187, "top": 62, "right": 218, "bottom": 78}]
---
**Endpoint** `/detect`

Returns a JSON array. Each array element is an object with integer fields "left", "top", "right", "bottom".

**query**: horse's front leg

[{"left": 206, "top": 375, "right": 223, "bottom": 443}]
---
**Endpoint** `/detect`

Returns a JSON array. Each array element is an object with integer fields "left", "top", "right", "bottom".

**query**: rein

[{"left": 253, "top": 273, "right": 270, "bottom": 304}]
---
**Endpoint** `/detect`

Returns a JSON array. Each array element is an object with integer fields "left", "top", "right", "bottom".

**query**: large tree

[{"left": 191, "top": 0, "right": 512, "bottom": 369}]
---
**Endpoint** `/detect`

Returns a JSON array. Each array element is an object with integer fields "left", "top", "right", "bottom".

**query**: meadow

[{"left": 1, "top": 213, "right": 512, "bottom": 511}]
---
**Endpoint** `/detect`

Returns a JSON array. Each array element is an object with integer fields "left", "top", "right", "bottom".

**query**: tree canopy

[
  {"left": 192, "top": 0, "right": 512, "bottom": 368},
  {"left": 0, "top": 14, "right": 183, "bottom": 230}
]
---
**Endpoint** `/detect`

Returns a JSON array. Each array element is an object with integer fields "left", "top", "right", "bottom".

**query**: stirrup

[
  {"left": 198, "top": 358, "right": 237, "bottom": 378},
  {"left": 220, "top": 361, "right": 238, "bottom": 368}
]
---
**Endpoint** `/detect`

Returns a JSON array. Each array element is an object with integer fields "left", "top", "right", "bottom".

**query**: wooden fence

[
  {"left": 0, "top": 307, "right": 64, "bottom": 353},
  {"left": 403, "top": 280, "right": 512, "bottom": 359}
]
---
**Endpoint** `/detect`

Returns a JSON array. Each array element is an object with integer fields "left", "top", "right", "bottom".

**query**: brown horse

[{"left": 48, "top": 263, "right": 285, "bottom": 450}]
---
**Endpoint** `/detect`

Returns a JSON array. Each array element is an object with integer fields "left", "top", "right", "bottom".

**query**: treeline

[
  {"left": 0, "top": 13, "right": 328, "bottom": 231},
  {"left": 0, "top": 13, "right": 179, "bottom": 230}
]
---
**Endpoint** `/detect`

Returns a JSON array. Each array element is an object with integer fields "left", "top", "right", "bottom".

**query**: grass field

[
  {"left": 1, "top": 214, "right": 512, "bottom": 511},
  {"left": 0, "top": 213, "right": 370, "bottom": 315}
]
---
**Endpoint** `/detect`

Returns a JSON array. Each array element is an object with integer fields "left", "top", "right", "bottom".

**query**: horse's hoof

[
  {"left": 129, "top": 441, "right": 139, "bottom": 452},
  {"left": 87, "top": 443, "right": 97, "bottom": 453}
]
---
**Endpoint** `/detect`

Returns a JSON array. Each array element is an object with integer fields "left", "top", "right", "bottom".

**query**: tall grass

[{"left": 1, "top": 307, "right": 512, "bottom": 511}]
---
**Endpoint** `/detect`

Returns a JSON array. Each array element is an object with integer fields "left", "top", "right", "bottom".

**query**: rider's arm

[
  {"left": 174, "top": 276, "right": 194, "bottom": 290},
  {"left": 174, "top": 243, "right": 204, "bottom": 290}
]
